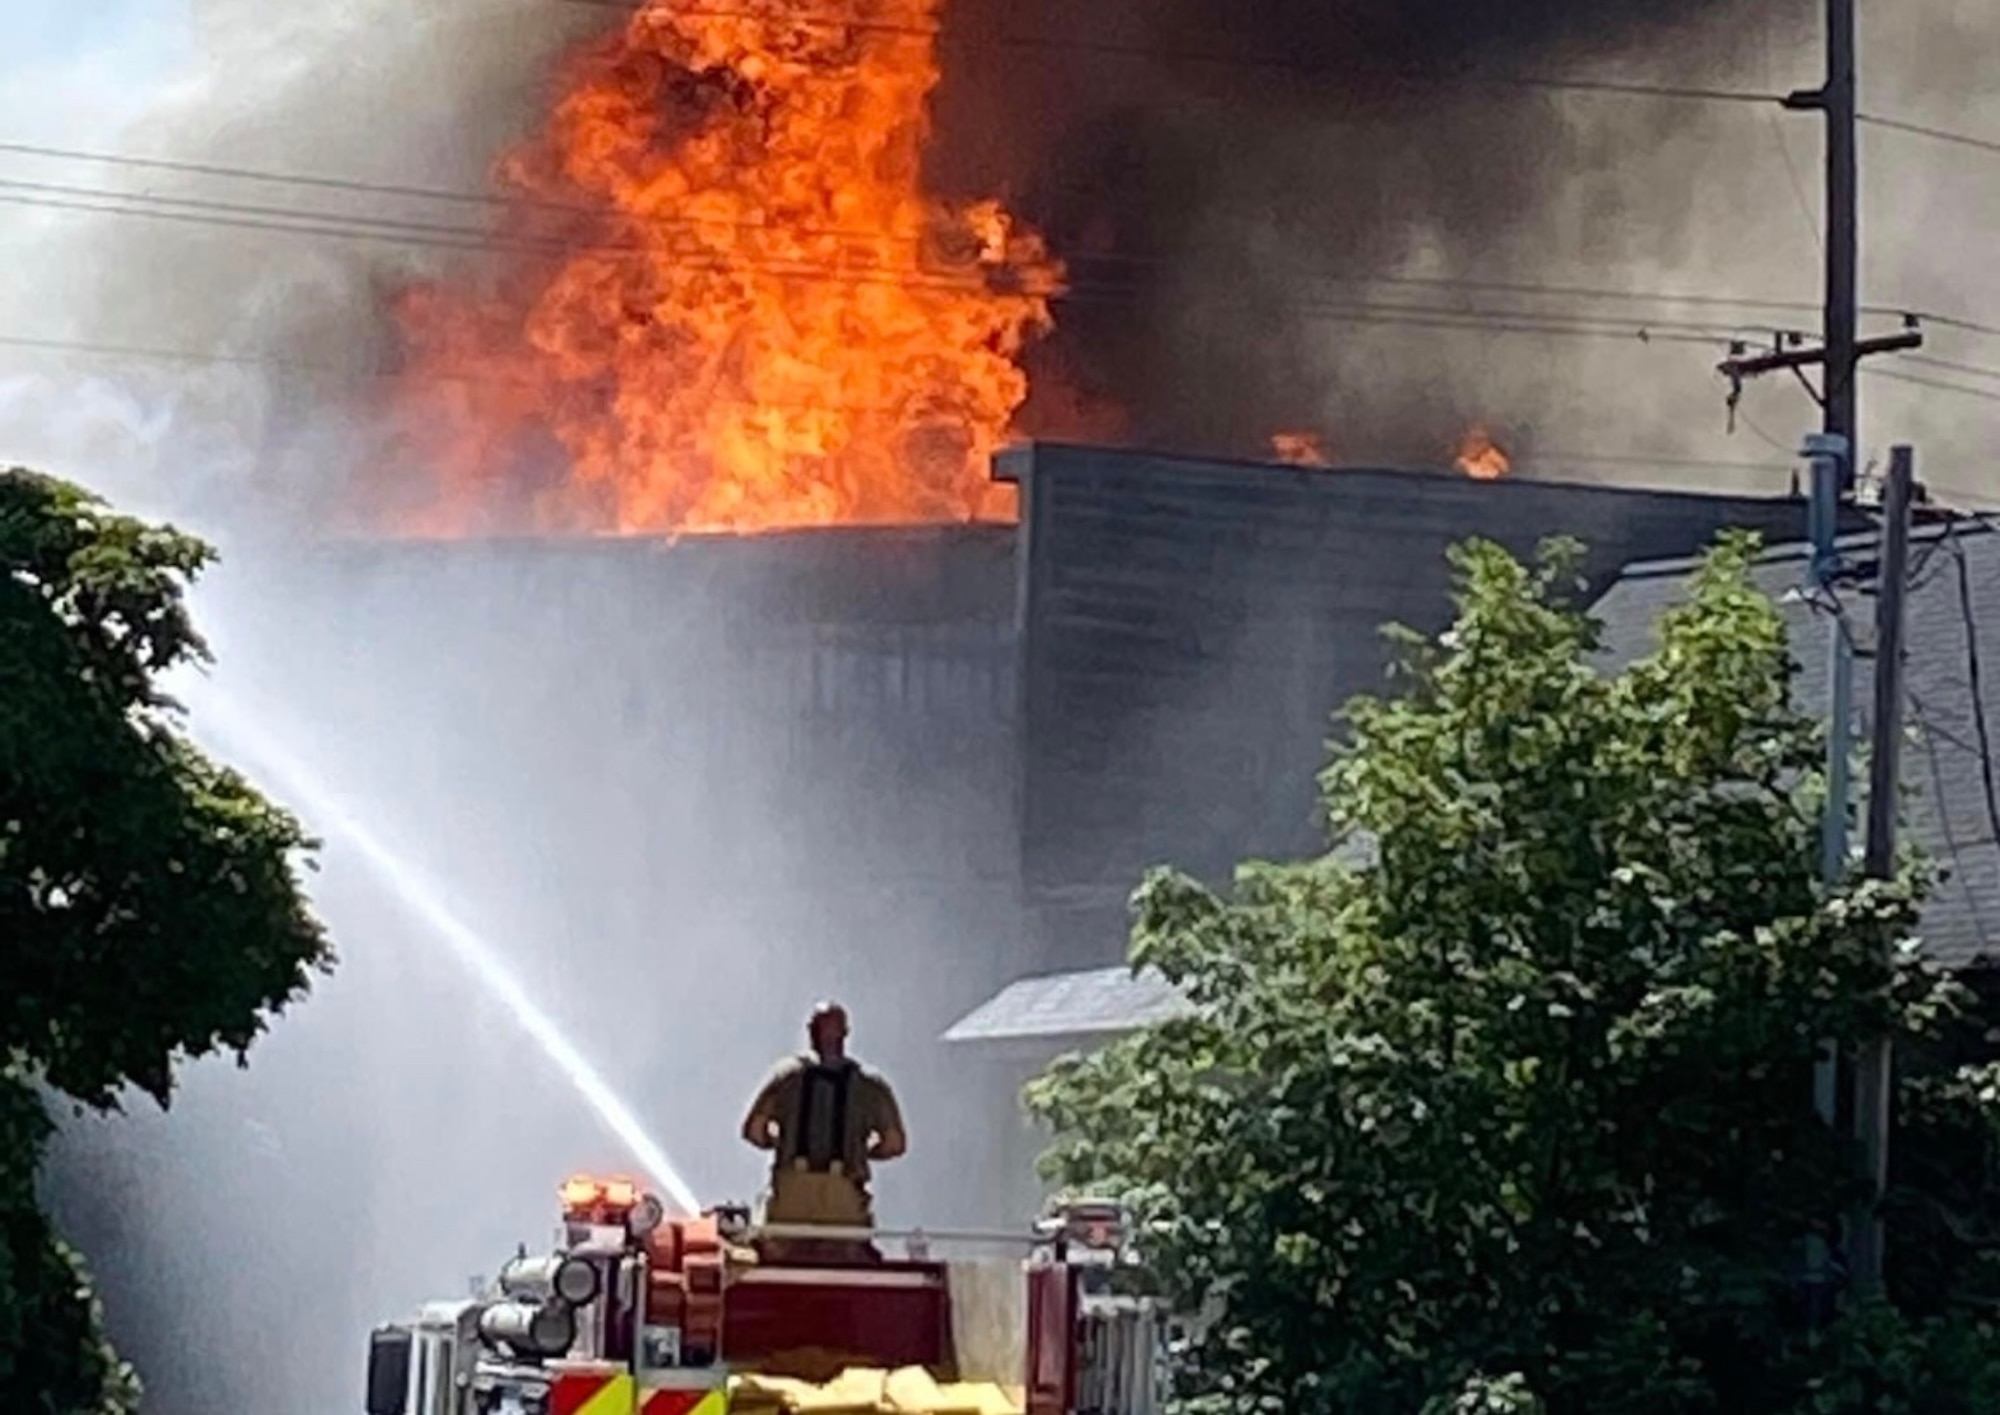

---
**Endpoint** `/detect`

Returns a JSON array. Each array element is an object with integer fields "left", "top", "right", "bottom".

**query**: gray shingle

[
  {"left": 1593, "top": 522, "right": 2000, "bottom": 970},
  {"left": 940, "top": 966, "right": 1194, "bottom": 1044}
]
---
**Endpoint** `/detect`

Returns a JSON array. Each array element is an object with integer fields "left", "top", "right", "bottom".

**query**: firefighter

[{"left": 741, "top": 1001, "right": 907, "bottom": 1233}]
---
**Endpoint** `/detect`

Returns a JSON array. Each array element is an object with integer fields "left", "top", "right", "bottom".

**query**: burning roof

[{"left": 382, "top": 0, "right": 1063, "bottom": 539}]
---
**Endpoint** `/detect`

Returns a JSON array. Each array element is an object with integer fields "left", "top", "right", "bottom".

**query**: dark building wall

[
  {"left": 252, "top": 526, "right": 1019, "bottom": 887},
  {"left": 207, "top": 525, "right": 1026, "bottom": 1226},
  {"left": 1000, "top": 444, "right": 1834, "bottom": 971},
  {"left": 148, "top": 453, "right": 1857, "bottom": 1237}
]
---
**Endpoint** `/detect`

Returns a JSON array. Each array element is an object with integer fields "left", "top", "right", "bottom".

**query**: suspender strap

[{"left": 793, "top": 1061, "right": 856, "bottom": 1171}]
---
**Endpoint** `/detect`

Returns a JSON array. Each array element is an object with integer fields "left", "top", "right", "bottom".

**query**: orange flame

[
  {"left": 1270, "top": 431, "right": 1331, "bottom": 468},
  {"left": 1454, "top": 426, "right": 1510, "bottom": 480},
  {"left": 382, "top": 1, "right": 1065, "bottom": 536}
]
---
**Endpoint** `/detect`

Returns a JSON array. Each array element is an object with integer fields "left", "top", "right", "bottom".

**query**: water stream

[{"left": 187, "top": 687, "right": 704, "bottom": 1216}]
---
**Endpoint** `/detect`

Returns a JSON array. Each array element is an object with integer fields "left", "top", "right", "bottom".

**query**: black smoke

[{"left": 929, "top": 0, "right": 1814, "bottom": 465}]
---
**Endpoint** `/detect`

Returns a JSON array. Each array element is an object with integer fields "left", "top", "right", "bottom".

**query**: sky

[{"left": 0, "top": 0, "right": 193, "bottom": 140}]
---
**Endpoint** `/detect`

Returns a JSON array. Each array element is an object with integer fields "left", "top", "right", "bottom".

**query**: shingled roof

[
  {"left": 1593, "top": 520, "right": 2000, "bottom": 971},
  {"left": 940, "top": 966, "right": 1194, "bottom": 1046}
]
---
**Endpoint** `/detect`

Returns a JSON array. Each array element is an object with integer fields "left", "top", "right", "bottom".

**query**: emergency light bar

[
  {"left": 559, "top": 1173, "right": 665, "bottom": 1237},
  {"left": 560, "top": 1173, "right": 637, "bottom": 1211}
]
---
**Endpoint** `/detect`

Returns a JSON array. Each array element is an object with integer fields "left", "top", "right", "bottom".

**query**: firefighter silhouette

[{"left": 741, "top": 1001, "right": 907, "bottom": 1231}]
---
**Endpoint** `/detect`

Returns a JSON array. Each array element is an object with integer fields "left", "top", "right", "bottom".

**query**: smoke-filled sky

[
  {"left": 0, "top": 0, "right": 1995, "bottom": 525},
  {"left": 7, "top": 4, "right": 2000, "bottom": 1414},
  {"left": 0, "top": 0, "right": 1995, "bottom": 521}
]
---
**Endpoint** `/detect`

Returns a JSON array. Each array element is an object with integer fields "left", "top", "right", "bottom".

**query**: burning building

[
  {"left": 229, "top": 440, "right": 1836, "bottom": 1221},
  {"left": 20, "top": 0, "right": 1906, "bottom": 1409}
]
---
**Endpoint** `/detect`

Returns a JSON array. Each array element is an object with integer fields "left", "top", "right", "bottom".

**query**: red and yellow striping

[
  {"left": 642, "top": 1389, "right": 730, "bottom": 1415},
  {"left": 550, "top": 1371, "right": 731, "bottom": 1415}
]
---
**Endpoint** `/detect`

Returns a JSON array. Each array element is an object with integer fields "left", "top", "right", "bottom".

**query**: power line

[
  {"left": 0, "top": 326, "right": 1788, "bottom": 491},
  {"left": 25, "top": 101, "right": 2000, "bottom": 418},
  {"left": 1068, "top": 258, "right": 1823, "bottom": 317},
  {"left": 0, "top": 178, "right": 1780, "bottom": 346},
  {"left": 1864, "top": 365, "right": 2000, "bottom": 407},
  {"left": 1906, "top": 693, "right": 1998, "bottom": 943},
  {"left": 0, "top": 330, "right": 328, "bottom": 374},
  {"left": 0, "top": 191, "right": 500, "bottom": 260},
  {"left": 1525, "top": 449, "right": 1790, "bottom": 474},
  {"left": 1908, "top": 692, "right": 1980, "bottom": 759},
  {"left": 1917, "top": 484, "right": 2000, "bottom": 520},
  {"left": 1711, "top": 364, "right": 1809, "bottom": 460},
  {"left": 25, "top": 136, "right": 2000, "bottom": 347},
  {"left": 0, "top": 299, "right": 1728, "bottom": 409},
  {"left": 1859, "top": 112, "right": 2000, "bottom": 159},
  {"left": 0, "top": 187, "right": 1063, "bottom": 306},
  {"left": 0, "top": 139, "right": 536, "bottom": 215},
  {"left": 1903, "top": 352, "right": 2000, "bottom": 384},
  {"left": 1887, "top": 310, "right": 2000, "bottom": 342},
  {"left": 0, "top": 176, "right": 545, "bottom": 252},
  {"left": 548, "top": 0, "right": 1788, "bottom": 101},
  {"left": 1768, "top": 112, "right": 1824, "bottom": 257},
  {"left": 0, "top": 135, "right": 1842, "bottom": 325}
]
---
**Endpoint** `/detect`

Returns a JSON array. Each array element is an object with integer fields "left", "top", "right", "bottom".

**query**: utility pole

[
  {"left": 1823, "top": 0, "right": 1859, "bottom": 466},
  {"left": 1849, "top": 444, "right": 1914, "bottom": 1293},
  {"left": 1719, "top": 0, "right": 1925, "bottom": 1320},
  {"left": 1800, "top": 430, "right": 1851, "bottom": 1325},
  {"left": 1719, "top": 0, "right": 1922, "bottom": 481}
]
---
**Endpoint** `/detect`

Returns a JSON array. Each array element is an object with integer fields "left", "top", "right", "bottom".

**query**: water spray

[{"left": 186, "top": 686, "right": 703, "bottom": 1215}]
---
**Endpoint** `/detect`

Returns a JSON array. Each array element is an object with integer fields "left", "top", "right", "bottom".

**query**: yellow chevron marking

[{"left": 579, "top": 1372, "right": 638, "bottom": 1415}]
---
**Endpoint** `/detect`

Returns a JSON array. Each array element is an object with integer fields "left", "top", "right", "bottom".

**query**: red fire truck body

[{"left": 365, "top": 1177, "right": 1160, "bottom": 1415}]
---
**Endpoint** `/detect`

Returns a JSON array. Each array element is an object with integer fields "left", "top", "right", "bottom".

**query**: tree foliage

[
  {"left": 0, "top": 468, "right": 332, "bottom": 1411},
  {"left": 1028, "top": 534, "right": 2000, "bottom": 1414}
]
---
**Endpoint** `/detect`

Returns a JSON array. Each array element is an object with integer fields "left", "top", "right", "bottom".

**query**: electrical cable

[
  {"left": 1907, "top": 691, "right": 1998, "bottom": 942},
  {"left": 12, "top": 144, "right": 2000, "bottom": 346},
  {"left": 1524, "top": 450, "right": 1789, "bottom": 474},
  {"left": 1768, "top": 112, "right": 1824, "bottom": 257},
  {"left": 1892, "top": 311, "right": 2000, "bottom": 342},
  {"left": 0, "top": 304, "right": 1728, "bottom": 418},
  {"left": 544, "top": 0, "right": 1789, "bottom": 102},
  {"left": 1908, "top": 691, "right": 1981, "bottom": 759},
  {"left": 1902, "top": 353, "right": 2000, "bottom": 385},
  {"left": 1859, "top": 113, "right": 2000, "bottom": 159},
  {"left": 1863, "top": 366, "right": 2000, "bottom": 407},
  {"left": 0, "top": 179, "right": 1786, "bottom": 348},
  {"left": 0, "top": 137, "right": 1841, "bottom": 326}
]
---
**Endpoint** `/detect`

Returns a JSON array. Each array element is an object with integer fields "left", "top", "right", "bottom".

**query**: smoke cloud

[
  {"left": 927, "top": 0, "right": 1804, "bottom": 471},
  {"left": 920, "top": 0, "right": 2000, "bottom": 487},
  {"left": 2, "top": 0, "right": 1990, "bottom": 518}
]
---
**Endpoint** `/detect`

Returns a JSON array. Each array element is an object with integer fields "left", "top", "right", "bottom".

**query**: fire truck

[{"left": 364, "top": 1173, "right": 1164, "bottom": 1415}]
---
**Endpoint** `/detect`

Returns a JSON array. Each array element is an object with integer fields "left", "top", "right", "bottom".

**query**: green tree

[
  {"left": 0, "top": 468, "right": 332, "bottom": 1412},
  {"left": 1028, "top": 534, "right": 2000, "bottom": 1414}
]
